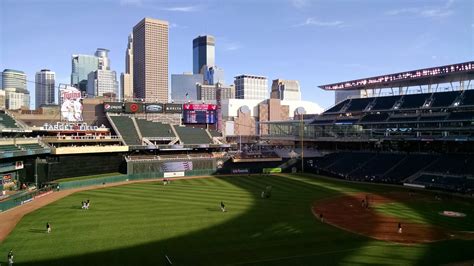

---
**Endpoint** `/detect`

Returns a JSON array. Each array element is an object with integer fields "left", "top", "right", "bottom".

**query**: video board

[{"left": 183, "top": 104, "right": 217, "bottom": 124}]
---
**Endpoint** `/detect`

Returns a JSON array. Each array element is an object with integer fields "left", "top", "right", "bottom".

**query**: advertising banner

[
  {"left": 263, "top": 168, "right": 282, "bottom": 174},
  {"left": 231, "top": 169, "right": 249, "bottom": 174},
  {"left": 104, "top": 102, "right": 124, "bottom": 113},
  {"left": 145, "top": 103, "right": 164, "bottom": 113},
  {"left": 60, "top": 85, "right": 83, "bottom": 122},
  {"left": 164, "top": 104, "right": 183, "bottom": 114},
  {"left": 183, "top": 104, "right": 217, "bottom": 111},
  {"left": 163, "top": 172, "right": 185, "bottom": 178},
  {"left": 125, "top": 102, "right": 144, "bottom": 113},
  {"left": 161, "top": 161, "right": 193, "bottom": 172}
]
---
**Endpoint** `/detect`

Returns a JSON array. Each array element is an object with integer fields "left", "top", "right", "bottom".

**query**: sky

[{"left": 0, "top": 0, "right": 473, "bottom": 109}]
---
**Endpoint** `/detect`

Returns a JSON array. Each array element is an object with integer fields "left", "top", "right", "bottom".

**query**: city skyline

[{"left": 1, "top": 0, "right": 472, "bottom": 109}]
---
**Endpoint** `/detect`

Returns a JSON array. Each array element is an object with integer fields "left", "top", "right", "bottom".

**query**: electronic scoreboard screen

[
  {"left": 183, "top": 110, "right": 216, "bottom": 124},
  {"left": 183, "top": 104, "right": 217, "bottom": 124}
]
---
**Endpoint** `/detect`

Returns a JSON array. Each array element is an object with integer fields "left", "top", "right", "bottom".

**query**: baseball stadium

[{"left": 0, "top": 61, "right": 474, "bottom": 265}]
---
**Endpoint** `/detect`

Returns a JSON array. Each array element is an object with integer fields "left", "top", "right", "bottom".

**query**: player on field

[
  {"left": 220, "top": 201, "right": 226, "bottom": 212},
  {"left": 46, "top": 222, "right": 51, "bottom": 233},
  {"left": 398, "top": 222, "right": 402, "bottom": 234},
  {"left": 7, "top": 249, "right": 13, "bottom": 266}
]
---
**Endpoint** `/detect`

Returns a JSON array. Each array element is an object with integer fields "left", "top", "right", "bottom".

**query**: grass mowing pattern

[
  {"left": 1, "top": 174, "right": 473, "bottom": 265},
  {"left": 373, "top": 200, "right": 474, "bottom": 232}
]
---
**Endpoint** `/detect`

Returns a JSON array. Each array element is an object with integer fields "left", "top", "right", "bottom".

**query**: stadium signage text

[
  {"left": 183, "top": 104, "right": 217, "bottom": 111},
  {"left": 41, "top": 123, "right": 105, "bottom": 132},
  {"left": 165, "top": 104, "right": 183, "bottom": 113},
  {"left": 104, "top": 102, "right": 123, "bottom": 112},
  {"left": 231, "top": 169, "right": 249, "bottom": 174},
  {"left": 320, "top": 61, "right": 474, "bottom": 90}
]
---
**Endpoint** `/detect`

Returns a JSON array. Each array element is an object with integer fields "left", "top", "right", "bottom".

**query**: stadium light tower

[{"left": 300, "top": 114, "right": 304, "bottom": 173}]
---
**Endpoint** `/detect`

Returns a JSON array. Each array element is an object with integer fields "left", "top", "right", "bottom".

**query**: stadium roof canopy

[{"left": 319, "top": 61, "right": 474, "bottom": 91}]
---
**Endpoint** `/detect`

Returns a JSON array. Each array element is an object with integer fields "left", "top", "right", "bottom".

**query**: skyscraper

[
  {"left": 2, "top": 69, "right": 30, "bottom": 110},
  {"left": 87, "top": 49, "right": 118, "bottom": 97},
  {"left": 121, "top": 34, "right": 134, "bottom": 100},
  {"left": 133, "top": 17, "right": 169, "bottom": 102},
  {"left": 35, "top": 69, "right": 55, "bottom": 108},
  {"left": 234, "top": 75, "right": 268, "bottom": 100},
  {"left": 2, "top": 69, "right": 27, "bottom": 91},
  {"left": 270, "top": 79, "right": 301, "bottom": 101},
  {"left": 171, "top": 73, "right": 203, "bottom": 102},
  {"left": 193, "top": 35, "right": 215, "bottom": 75},
  {"left": 71, "top": 54, "right": 99, "bottom": 92}
]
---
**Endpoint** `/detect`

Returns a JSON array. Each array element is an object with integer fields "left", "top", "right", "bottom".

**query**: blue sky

[{"left": 1, "top": 0, "right": 473, "bottom": 109}]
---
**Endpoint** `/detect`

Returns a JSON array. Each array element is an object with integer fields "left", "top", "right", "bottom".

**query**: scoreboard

[{"left": 183, "top": 104, "right": 217, "bottom": 124}]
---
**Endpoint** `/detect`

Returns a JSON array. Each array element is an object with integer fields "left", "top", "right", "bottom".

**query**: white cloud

[
  {"left": 295, "top": 18, "right": 344, "bottom": 27},
  {"left": 162, "top": 6, "right": 199, "bottom": 12},
  {"left": 386, "top": 0, "right": 454, "bottom": 18}
]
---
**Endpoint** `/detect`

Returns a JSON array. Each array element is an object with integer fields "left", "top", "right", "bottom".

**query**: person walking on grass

[
  {"left": 220, "top": 201, "right": 226, "bottom": 212},
  {"left": 46, "top": 222, "right": 51, "bottom": 234},
  {"left": 7, "top": 249, "right": 13, "bottom": 266}
]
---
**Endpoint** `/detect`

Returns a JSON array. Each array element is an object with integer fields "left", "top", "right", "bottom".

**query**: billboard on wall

[
  {"left": 60, "top": 85, "right": 83, "bottom": 122},
  {"left": 183, "top": 104, "right": 217, "bottom": 111},
  {"left": 164, "top": 103, "right": 183, "bottom": 114},
  {"left": 145, "top": 103, "right": 164, "bottom": 113},
  {"left": 125, "top": 102, "right": 144, "bottom": 113},
  {"left": 104, "top": 102, "right": 124, "bottom": 113}
]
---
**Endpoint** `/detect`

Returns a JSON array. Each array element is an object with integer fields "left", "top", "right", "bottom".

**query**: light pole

[{"left": 300, "top": 115, "right": 304, "bottom": 173}]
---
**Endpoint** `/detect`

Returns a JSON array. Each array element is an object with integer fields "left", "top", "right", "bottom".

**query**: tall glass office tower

[
  {"left": 193, "top": 35, "right": 215, "bottom": 74},
  {"left": 71, "top": 54, "right": 99, "bottom": 92}
]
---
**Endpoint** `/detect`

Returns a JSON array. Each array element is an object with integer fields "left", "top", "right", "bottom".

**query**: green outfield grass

[
  {"left": 1, "top": 174, "right": 473, "bottom": 265},
  {"left": 373, "top": 200, "right": 474, "bottom": 232}
]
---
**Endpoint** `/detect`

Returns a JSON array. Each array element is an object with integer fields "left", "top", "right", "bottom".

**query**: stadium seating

[
  {"left": 109, "top": 116, "right": 142, "bottom": 145},
  {"left": 0, "top": 113, "right": 20, "bottom": 129},
  {"left": 0, "top": 145, "right": 21, "bottom": 152},
  {"left": 424, "top": 154, "right": 474, "bottom": 176},
  {"left": 209, "top": 130, "right": 222, "bottom": 137},
  {"left": 399, "top": 93, "right": 430, "bottom": 109},
  {"left": 370, "top": 95, "right": 401, "bottom": 111},
  {"left": 351, "top": 153, "right": 405, "bottom": 179},
  {"left": 325, "top": 152, "right": 375, "bottom": 175},
  {"left": 359, "top": 113, "right": 389, "bottom": 123},
  {"left": 175, "top": 127, "right": 212, "bottom": 145},
  {"left": 412, "top": 174, "right": 469, "bottom": 193},
  {"left": 325, "top": 99, "right": 349, "bottom": 113},
  {"left": 135, "top": 119, "right": 175, "bottom": 139},
  {"left": 447, "top": 111, "right": 474, "bottom": 120},
  {"left": 384, "top": 154, "right": 437, "bottom": 182},
  {"left": 345, "top": 98, "right": 374, "bottom": 112},
  {"left": 430, "top": 91, "right": 460, "bottom": 107},
  {"left": 461, "top": 90, "right": 474, "bottom": 106},
  {"left": 17, "top": 143, "right": 45, "bottom": 150}
]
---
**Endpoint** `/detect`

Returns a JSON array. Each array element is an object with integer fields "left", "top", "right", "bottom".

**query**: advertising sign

[
  {"left": 60, "top": 85, "right": 83, "bottom": 122},
  {"left": 145, "top": 103, "right": 164, "bottom": 113},
  {"left": 164, "top": 104, "right": 183, "bottom": 114},
  {"left": 161, "top": 161, "right": 193, "bottom": 172},
  {"left": 231, "top": 169, "right": 249, "bottom": 174},
  {"left": 125, "top": 102, "right": 144, "bottom": 113},
  {"left": 104, "top": 102, "right": 124, "bottom": 113},
  {"left": 263, "top": 168, "right": 282, "bottom": 174},
  {"left": 183, "top": 104, "right": 217, "bottom": 111},
  {"left": 163, "top": 172, "right": 185, "bottom": 178}
]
